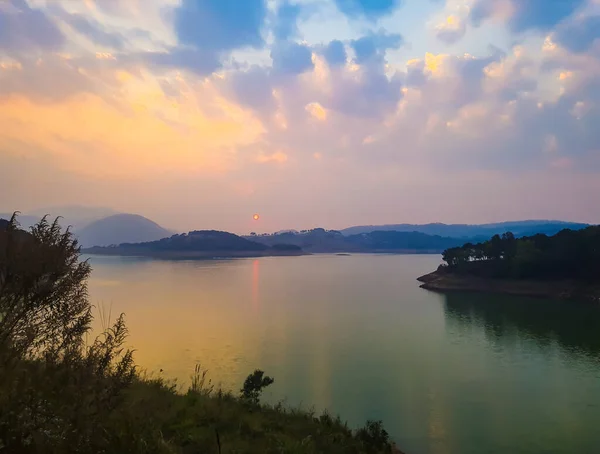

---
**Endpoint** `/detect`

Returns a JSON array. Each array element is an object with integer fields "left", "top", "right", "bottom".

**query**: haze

[{"left": 1, "top": 0, "right": 599, "bottom": 234}]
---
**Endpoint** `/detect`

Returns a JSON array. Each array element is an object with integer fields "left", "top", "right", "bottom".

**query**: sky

[{"left": 1, "top": 0, "right": 600, "bottom": 233}]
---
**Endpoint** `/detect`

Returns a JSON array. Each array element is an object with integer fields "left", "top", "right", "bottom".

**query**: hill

[
  {"left": 341, "top": 220, "right": 589, "bottom": 238},
  {"left": 84, "top": 230, "right": 303, "bottom": 259},
  {"left": 246, "top": 228, "right": 468, "bottom": 253},
  {"left": 28, "top": 205, "right": 120, "bottom": 230},
  {"left": 418, "top": 227, "right": 600, "bottom": 301},
  {"left": 0, "top": 206, "right": 120, "bottom": 231},
  {"left": 0, "top": 213, "right": 40, "bottom": 230},
  {"left": 76, "top": 214, "right": 173, "bottom": 247}
]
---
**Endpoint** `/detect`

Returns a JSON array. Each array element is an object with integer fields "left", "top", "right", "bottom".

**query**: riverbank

[{"left": 417, "top": 268, "right": 600, "bottom": 302}]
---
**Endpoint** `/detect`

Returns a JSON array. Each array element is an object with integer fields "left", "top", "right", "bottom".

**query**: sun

[{"left": 253, "top": 214, "right": 260, "bottom": 221}]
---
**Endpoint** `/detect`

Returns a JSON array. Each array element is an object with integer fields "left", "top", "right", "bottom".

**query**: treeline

[
  {"left": 248, "top": 228, "right": 467, "bottom": 253},
  {"left": 442, "top": 226, "right": 600, "bottom": 281},
  {"left": 116, "top": 230, "right": 269, "bottom": 251}
]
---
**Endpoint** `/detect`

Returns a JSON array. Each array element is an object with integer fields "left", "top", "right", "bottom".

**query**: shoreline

[
  {"left": 417, "top": 269, "right": 600, "bottom": 303},
  {"left": 83, "top": 249, "right": 445, "bottom": 259},
  {"left": 82, "top": 248, "right": 308, "bottom": 259}
]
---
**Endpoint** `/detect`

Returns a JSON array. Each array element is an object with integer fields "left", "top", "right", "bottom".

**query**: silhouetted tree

[{"left": 240, "top": 370, "right": 274, "bottom": 404}]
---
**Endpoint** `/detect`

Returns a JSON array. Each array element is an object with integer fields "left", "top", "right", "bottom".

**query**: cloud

[
  {"left": 322, "top": 40, "right": 347, "bottom": 67},
  {"left": 54, "top": 9, "right": 126, "bottom": 50},
  {"left": 334, "top": 0, "right": 401, "bottom": 20},
  {"left": 327, "top": 66, "right": 403, "bottom": 117},
  {"left": 554, "top": 15, "right": 600, "bottom": 53},
  {"left": 435, "top": 15, "right": 466, "bottom": 44},
  {"left": 470, "top": 0, "right": 586, "bottom": 33},
  {"left": 2, "top": 0, "right": 600, "bottom": 230},
  {"left": 305, "top": 102, "right": 328, "bottom": 120},
  {"left": 273, "top": 1, "right": 302, "bottom": 41},
  {"left": 351, "top": 30, "right": 403, "bottom": 64},
  {"left": 145, "top": 48, "right": 222, "bottom": 75},
  {"left": 228, "top": 66, "right": 275, "bottom": 113},
  {"left": 0, "top": 0, "right": 64, "bottom": 53},
  {"left": 0, "top": 56, "right": 95, "bottom": 102},
  {"left": 271, "top": 41, "right": 314, "bottom": 74},
  {"left": 174, "top": 0, "right": 267, "bottom": 52},
  {"left": 0, "top": 71, "right": 265, "bottom": 179},
  {"left": 256, "top": 151, "right": 288, "bottom": 163}
]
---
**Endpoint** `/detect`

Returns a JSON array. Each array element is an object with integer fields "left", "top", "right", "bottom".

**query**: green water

[{"left": 86, "top": 254, "right": 600, "bottom": 454}]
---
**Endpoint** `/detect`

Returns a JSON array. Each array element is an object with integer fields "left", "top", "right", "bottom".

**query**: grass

[{"left": 96, "top": 365, "right": 399, "bottom": 454}]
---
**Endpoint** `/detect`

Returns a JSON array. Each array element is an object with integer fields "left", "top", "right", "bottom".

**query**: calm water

[{"left": 86, "top": 254, "right": 600, "bottom": 454}]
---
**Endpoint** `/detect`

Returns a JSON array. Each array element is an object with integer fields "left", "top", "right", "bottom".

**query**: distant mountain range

[
  {"left": 340, "top": 221, "right": 589, "bottom": 238},
  {"left": 0, "top": 209, "right": 174, "bottom": 248},
  {"left": 1, "top": 210, "right": 592, "bottom": 256}
]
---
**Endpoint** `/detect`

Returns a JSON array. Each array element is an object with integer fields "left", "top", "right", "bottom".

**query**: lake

[{"left": 86, "top": 254, "right": 600, "bottom": 454}]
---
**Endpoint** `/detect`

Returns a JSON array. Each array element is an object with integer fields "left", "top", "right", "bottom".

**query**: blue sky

[{"left": 0, "top": 0, "right": 599, "bottom": 232}]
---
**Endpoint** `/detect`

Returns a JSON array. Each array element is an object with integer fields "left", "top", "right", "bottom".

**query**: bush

[{"left": 357, "top": 420, "right": 391, "bottom": 453}]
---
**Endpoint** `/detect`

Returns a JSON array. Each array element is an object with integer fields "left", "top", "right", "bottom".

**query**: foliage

[
  {"left": 240, "top": 369, "right": 275, "bottom": 404},
  {"left": 356, "top": 420, "right": 392, "bottom": 454},
  {"left": 0, "top": 215, "right": 398, "bottom": 454},
  {"left": 0, "top": 214, "right": 136, "bottom": 453},
  {"left": 441, "top": 227, "right": 600, "bottom": 281}
]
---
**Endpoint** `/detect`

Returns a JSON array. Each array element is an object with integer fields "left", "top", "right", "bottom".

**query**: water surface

[{"left": 87, "top": 254, "right": 600, "bottom": 454}]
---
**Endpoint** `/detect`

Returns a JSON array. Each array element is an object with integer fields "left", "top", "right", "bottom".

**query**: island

[
  {"left": 83, "top": 230, "right": 305, "bottom": 259},
  {"left": 418, "top": 227, "right": 600, "bottom": 302}
]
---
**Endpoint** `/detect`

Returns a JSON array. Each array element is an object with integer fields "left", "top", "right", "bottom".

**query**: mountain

[
  {"left": 246, "top": 228, "right": 468, "bottom": 253},
  {"left": 28, "top": 205, "right": 120, "bottom": 230},
  {"left": 0, "top": 206, "right": 120, "bottom": 231},
  {"left": 84, "top": 230, "right": 303, "bottom": 259},
  {"left": 76, "top": 214, "right": 173, "bottom": 247},
  {"left": 340, "top": 220, "right": 589, "bottom": 238},
  {"left": 0, "top": 214, "right": 41, "bottom": 230}
]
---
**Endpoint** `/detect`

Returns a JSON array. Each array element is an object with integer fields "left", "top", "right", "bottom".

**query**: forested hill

[
  {"left": 246, "top": 228, "right": 470, "bottom": 252},
  {"left": 441, "top": 226, "right": 600, "bottom": 281},
  {"left": 87, "top": 230, "right": 267, "bottom": 251},
  {"left": 83, "top": 230, "right": 303, "bottom": 258}
]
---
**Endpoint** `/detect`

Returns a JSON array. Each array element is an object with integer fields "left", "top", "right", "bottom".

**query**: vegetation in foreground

[{"left": 0, "top": 215, "right": 397, "bottom": 454}]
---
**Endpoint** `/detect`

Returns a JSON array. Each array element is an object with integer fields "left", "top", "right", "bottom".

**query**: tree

[
  {"left": 240, "top": 369, "right": 274, "bottom": 404},
  {"left": 489, "top": 234, "right": 504, "bottom": 260},
  {"left": 0, "top": 214, "right": 91, "bottom": 363},
  {"left": 0, "top": 215, "right": 136, "bottom": 452}
]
